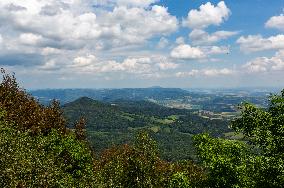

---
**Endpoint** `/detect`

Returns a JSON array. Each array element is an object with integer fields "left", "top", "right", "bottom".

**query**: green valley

[{"left": 63, "top": 97, "right": 230, "bottom": 161}]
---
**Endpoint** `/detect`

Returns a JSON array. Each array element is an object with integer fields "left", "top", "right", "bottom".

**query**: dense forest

[
  {"left": 63, "top": 97, "right": 230, "bottom": 161},
  {"left": 0, "top": 70, "right": 283, "bottom": 187}
]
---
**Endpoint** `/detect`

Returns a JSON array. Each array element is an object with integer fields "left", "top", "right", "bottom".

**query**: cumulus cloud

[
  {"left": 265, "top": 14, "right": 284, "bottom": 31},
  {"left": 157, "top": 37, "right": 169, "bottom": 49},
  {"left": 0, "top": 34, "right": 3, "bottom": 45},
  {"left": 237, "top": 35, "right": 284, "bottom": 53},
  {"left": 154, "top": 56, "right": 179, "bottom": 70},
  {"left": 116, "top": 0, "right": 159, "bottom": 7},
  {"left": 19, "top": 33, "right": 43, "bottom": 45},
  {"left": 72, "top": 55, "right": 96, "bottom": 68},
  {"left": 170, "top": 44, "right": 229, "bottom": 60},
  {"left": 41, "top": 47, "right": 63, "bottom": 56},
  {"left": 189, "top": 29, "right": 238, "bottom": 45},
  {"left": 175, "top": 37, "right": 185, "bottom": 44},
  {"left": 157, "top": 62, "right": 178, "bottom": 70},
  {"left": 94, "top": 0, "right": 159, "bottom": 8},
  {"left": 243, "top": 50, "right": 284, "bottom": 73},
  {"left": 203, "top": 68, "right": 233, "bottom": 76},
  {"left": 40, "top": 59, "right": 60, "bottom": 70},
  {"left": 1, "top": 4, "right": 101, "bottom": 43},
  {"left": 176, "top": 68, "right": 234, "bottom": 77},
  {"left": 98, "top": 5, "right": 178, "bottom": 46},
  {"left": 206, "top": 46, "right": 230, "bottom": 55},
  {"left": 0, "top": 0, "right": 178, "bottom": 53},
  {"left": 170, "top": 44, "right": 205, "bottom": 59},
  {"left": 3, "top": 1, "right": 177, "bottom": 49},
  {"left": 183, "top": 1, "right": 230, "bottom": 29},
  {"left": 68, "top": 55, "right": 178, "bottom": 75}
]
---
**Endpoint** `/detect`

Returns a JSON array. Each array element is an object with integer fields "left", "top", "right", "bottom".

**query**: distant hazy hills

[{"left": 31, "top": 87, "right": 189, "bottom": 105}]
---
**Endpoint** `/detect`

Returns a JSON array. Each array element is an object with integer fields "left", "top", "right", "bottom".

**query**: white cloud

[
  {"left": 116, "top": 0, "right": 159, "bottom": 7},
  {"left": 170, "top": 44, "right": 229, "bottom": 60},
  {"left": 157, "top": 62, "right": 178, "bottom": 70},
  {"left": 0, "top": 34, "right": 3, "bottom": 45},
  {"left": 154, "top": 56, "right": 178, "bottom": 70},
  {"left": 189, "top": 29, "right": 238, "bottom": 45},
  {"left": 265, "top": 14, "right": 284, "bottom": 31},
  {"left": 94, "top": 0, "right": 159, "bottom": 8},
  {"left": 19, "top": 33, "right": 43, "bottom": 45},
  {"left": 176, "top": 70, "right": 199, "bottom": 77},
  {"left": 206, "top": 46, "right": 230, "bottom": 55},
  {"left": 237, "top": 35, "right": 284, "bottom": 53},
  {"left": 0, "top": 0, "right": 181, "bottom": 80},
  {"left": 0, "top": 0, "right": 178, "bottom": 53},
  {"left": 41, "top": 47, "right": 63, "bottom": 56},
  {"left": 99, "top": 5, "right": 178, "bottom": 46},
  {"left": 175, "top": 37, "right": 185, "bottom": 44},
  {"left": 72, "top": 55, "right": 96, "bottom": 68},
  {"left": 170, "top": 44, "right": 205, "bottom": 59},
  {"left": 183, "top": 1, "right": 230, "bottom": 29},
  {"left": 69, "top": 55, "right": 178, "bottom": 75},
  {"left": 203, "top": 68, "right": 233, "bottom": 76},
  {"left": 40, "top": 60, "right": 59, "bottom": 70},
  {"left": 176, "top": 68, "right": 234, "bottom": 77},
  {"left": 1, "top": 4, "right": 102, "bottom": 41},
  {"left": 157, "top": 37, "right": 169, "bottom": 49},
  {"left": 243, "top": 50, "right": 284, "bottom": 73}
]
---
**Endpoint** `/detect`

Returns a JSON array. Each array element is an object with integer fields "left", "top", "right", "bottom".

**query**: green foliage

[
  {"left": 0, "top": 116, "right": 94, "bottom": 187},
  {"left": 0, "top": 69, "right": 66, "bottom": 134},
  {"left": 169, "top": 172, "right": 191, "bottom": 188},
  {"left": 94, "top": 131, "right": 206, "bottom": 188},
  {"left": 94, "top": 132, "right": 162, "bottom": 187},
  {"left": 194, "top": 134, "right": 250, "bottom": 187},
  {"left": 194, "top": 90, "right": 284, "bottom": 188},
  {"left": 0, "top": 69, "right": 95, "bottom": 187},
  {"left": 230, "top": 91, "right": 284, "bottom": 187}
]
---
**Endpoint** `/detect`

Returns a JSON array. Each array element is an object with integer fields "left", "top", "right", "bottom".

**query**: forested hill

[{"left": 63, "top": 97, "right": 230, "bottom": 161}]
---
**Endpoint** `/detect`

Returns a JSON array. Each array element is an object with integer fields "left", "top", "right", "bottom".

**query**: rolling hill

[{"left": 63, "top": 97, "right": 230, "bottom": 161}]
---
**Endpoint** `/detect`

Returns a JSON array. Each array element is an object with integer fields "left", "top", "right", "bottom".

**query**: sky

[{"left": 0, "top": 0, "right": 284, "bottom": 89}]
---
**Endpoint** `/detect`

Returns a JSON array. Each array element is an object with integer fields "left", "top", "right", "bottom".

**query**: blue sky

[{"left": 0, "top": 0, "right": 284, "bottom": 89}]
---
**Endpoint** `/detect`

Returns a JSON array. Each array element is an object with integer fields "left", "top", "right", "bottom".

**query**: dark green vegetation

[
  {"left": 0, "top": 70, "right": 94, "bottom": 187},
  {"left": 194, "top": 92, "right": 284, "bottom": 187},
  {"left": 1, "top": 70, "right": 283, "bottom": 187},
  {"left": 63, "top": 97, "right": 230, "bottom": 161}
]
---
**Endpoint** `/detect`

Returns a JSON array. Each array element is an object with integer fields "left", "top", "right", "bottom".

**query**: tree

[
  {"left": 0, "top": 69, "right": 66, "bottom": 134},
  {"left": 231, "top": 90, "right": 284, "bottom": 187},
  {"left": 194, "top": 90, "right": 284, "bottom": 188},
  {"left": 94, "top": 131, "right": 206, "bottom": 187},
  {"left": 194, "top": 134, "right": 250, "bottom": 187},
  {"left": 0, "top": 69, "right": 95, "bottom": 187},
  {"left": 0, "top": 109, "right": 95, "bottom": 187},
  {"left": 75, "top": 117, "right": 87, "bottom": 140}
]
